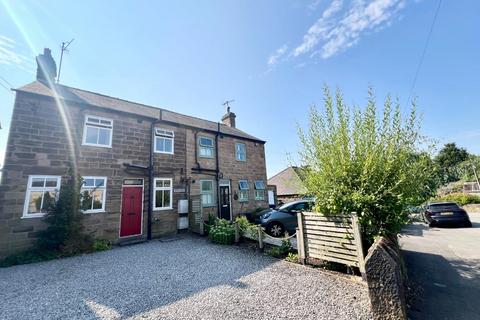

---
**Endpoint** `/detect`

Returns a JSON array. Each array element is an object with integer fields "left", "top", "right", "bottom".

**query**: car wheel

[
  {"left": 267, "top": 222, "right": 285, "bottom": 237},
  {"left": 428, "top": 221, "right": 436, "bottom": 228}
]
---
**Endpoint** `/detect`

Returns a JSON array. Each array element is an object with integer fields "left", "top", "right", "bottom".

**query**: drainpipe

[
  {"left": 215, "top": 122, "right": 220, "bottom": 217},
  {"left": 147, "top": 120, "right": 155, "bottom": 240}
]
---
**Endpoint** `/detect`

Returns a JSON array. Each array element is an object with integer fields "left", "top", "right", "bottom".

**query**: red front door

[{"left": 120, "top": 186, "right": 143, "bottom": 237}]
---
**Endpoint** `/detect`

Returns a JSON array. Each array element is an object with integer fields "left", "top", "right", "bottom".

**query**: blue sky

[{"left": 0, "top": 0, "right": 479, "bottom": 177}]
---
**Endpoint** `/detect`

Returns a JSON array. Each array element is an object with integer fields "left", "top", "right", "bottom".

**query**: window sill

[
  {"left": 82, "top": 210, "right": 106, "bottom": 214},
  {"left": 236, "top": 159, "right": 247, "bottom": 162},
  {"left": 82, "top": 143, "right": 112, "bottom": 149},
  {"left": 153, "top": 207, "right": 173, "bottom": 211},
  {"left": 202, "top": 205, "right": 216, "bottom": 208},
  {"left": 21, "top": 214, "right": 45, "bottom": 219},
  {"left": 154, "top": 151, "right": 174, "bottom": 155},
  {"left": 198, "top": 156, "right": 215, "bottom": 159}
]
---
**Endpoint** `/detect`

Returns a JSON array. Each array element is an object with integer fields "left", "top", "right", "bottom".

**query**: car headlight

[{"left": 261, "top": 212, "right": 271, "bottom": 219}]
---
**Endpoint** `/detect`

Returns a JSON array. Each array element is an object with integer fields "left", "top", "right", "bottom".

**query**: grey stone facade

[{"left": 0, "top": 83, "right": 267, "bottom": 258}]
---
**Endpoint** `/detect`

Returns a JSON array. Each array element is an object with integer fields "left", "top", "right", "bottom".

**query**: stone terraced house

[{"left": 0, "top": 49, "right": 268, "bottom": 257}]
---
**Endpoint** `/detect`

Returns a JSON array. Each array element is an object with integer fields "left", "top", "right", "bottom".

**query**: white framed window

[
  {"left": 154, "top": 128, "right": 174, "bottom": 154},
  {"left": 23, "top": 175, "right": 61, "bottom": 218},
  {"left": 153, "top": 178, "right": 173, "bottom": 210},
  {"left": 200, "top": 180, "right": 215, "bottom": 207},
  {"left": 199, "top": 136, "right": 214, "bottom": 158},
  {"left": 238, "top": 180, "right": 249, "bottom": 202},
  {"left": 254, "top": 180, "right": 265, "bottom": 200},
  {"left": 236, "top": 143, "right": 246, "bottom": 161},
  {"left": 82, "top": 115, "right": 113, "bottom": 148},
  {"left": 80, "top": 176, "right": 107, "bottom": 213}
]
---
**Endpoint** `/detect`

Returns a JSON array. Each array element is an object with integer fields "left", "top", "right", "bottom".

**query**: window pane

[
  {"left": 27, "top": 191, "right": 43, "bottom": 213},
  {"left": 155, "top": 190, "right": 163, "bottom": 208},
  {"left": 45, "top": 178, "right": 58, "bottom": 188},
  {"left": 81, "top": 190, "right": 93, "bottom": 211},
  {"left": 200, "top": 147, "right": 213, "bottom": 157},
  {"left": 163, "top": 190, "right": 171, "bottom": 207},
  {"left": 95, "top": 178, "right": 105, "bottom": 187},
  {"left": 201, "top": 180, "right": 212, "bottom": 192},
  {"left": 84, "top": 178, "right": 95, "bottom": 187},
  {"left": 100, "top": 119, "right": 112, "bottom": 126},
  {"left": 42, "top": 191, "right": 55, "bottom": 212},
  {"left": 31, "top": 178, "right": 45, "bottom": 187},
  {"left": 98, "top": 128, "right": 110, "bottom": 146},
  {"left": 156, "top": 180, "right": 164, "bottom": 188},
  {"left": 164, "top": 180, "right": 171, "bottom": 188},
  {"left": 202, "top": 194, "right": 212, "bottom": 205},
  {"left": 200, "top": 137, "right": 213, "bottom": 147},
  {"left": 92, "top": 190, "right": 104, "bottom": 210},
  {"left": 254, "top": 181, "right": 265, "bottom": 190},
  {"left": 87, "top": 117, "right": 100, "bottom": 124},
  {"left": 164, "top": 138, "right": 173, "bottom": 152},
  {"left": 85, "top": 126, "right": 99, "bottom": 144},
  {"left": 239, "top": 181, "right": 249, "bottom": 190}
]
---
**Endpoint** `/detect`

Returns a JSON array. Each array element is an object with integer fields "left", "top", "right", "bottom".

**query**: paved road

[
  {"left": 400, "top": 212, "right": 480, "bottom": 320},
  {"left": 0, "top": 235, "right": 371, "bottom": 320}
]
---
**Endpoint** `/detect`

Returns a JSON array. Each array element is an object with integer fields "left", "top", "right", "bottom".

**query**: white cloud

[
  {"left": 267, "top": 44, "right": 288, "bottom": 66},
  {"left": 293, "top": 0, "right": 406, "bottom": 59},
  {"left": 0, "top": 34, "right": 29, "bottom": 67}
]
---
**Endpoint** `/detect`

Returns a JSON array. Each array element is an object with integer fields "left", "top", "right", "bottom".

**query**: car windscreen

[{"left": 428, "top": 204, "right": 459, "bottom": 211}]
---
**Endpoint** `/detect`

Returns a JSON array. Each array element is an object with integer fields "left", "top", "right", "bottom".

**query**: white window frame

[
  {"left": 235, "top": 143, "right": 247, "bottom": 161},
  {"left": 238, "top": 180, "right": 249, "bottom": 202},
  {"left": 200, "top": 179, "right": 215, "bottom": 207},
  {"left": 154, "top": 128, "right": 174, "bottom": 155},
  {"left": 82, "top": 115, "right": 113, "bottom": 148},
  {"left": 153, "top": 178, "right": 173, "bottom": 211},
  {"left": 198, "top": 136, "right": 214, "bottom": 158},
  {"left": 80, "top": 176, "right": 107, "bottom": 213},
  {"left": 254, "top": 180, "right": 265, "bottom": 200},
  {"left": 22, "top": 175, "right": 61, "bottom": 218}
]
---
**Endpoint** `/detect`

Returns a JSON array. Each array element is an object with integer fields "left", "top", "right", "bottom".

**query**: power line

[
  {"left": 0, "top": 75, "right": 13, "bottom": 88},
  {"left": 0, "top": 81, "right": 12, "bottom": 94},
  {"left": 406, "top": 0, "right": 442, "bottom": 106}
]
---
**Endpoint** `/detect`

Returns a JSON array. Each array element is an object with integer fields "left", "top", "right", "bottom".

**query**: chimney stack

[
  {"left": 36, "top": 48, "right": 57, "bottom": 83},
  {"left": 221, "top": 106, "right": 236, "bottom": 128}
]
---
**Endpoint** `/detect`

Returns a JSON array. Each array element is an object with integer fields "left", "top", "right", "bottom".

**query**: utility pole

[{"left": 57, "top": 39, "right": 74, "bottom": 83}]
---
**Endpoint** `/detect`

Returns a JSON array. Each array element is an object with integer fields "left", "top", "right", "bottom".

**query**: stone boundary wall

[{"left": 365, "top": 236, "right": 406, "bottom": 320}]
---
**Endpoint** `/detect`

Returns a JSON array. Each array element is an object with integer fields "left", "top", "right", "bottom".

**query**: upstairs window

[
  {"left": 154, "top": 128, "right": 174, "bottom": 154},
  {"left": 82, "top": 115, "right": 113, "bottom": 148},
  {"left": 80, "top": 177, "right": 107, "bottom": 213},
  {"left": 236, "top": 143, "right": 246, "bottom": 161},
  {"left": 23, "top": 175, "right": 61, "bottom": 218},
  {"left": 200, "top": 180, "right": 215, "bottom": 207},
  {"left": 199, "top": 136, "right": 214, "bottom": 158},
  {"left": 254, "top": 180, "right": 265, "bottom": 200},
  {"left": 154, "top": 178, "right": 173, "bottom": 210},
  {"left": 238, "top": 180, "right": 249, "bottom": 202}
]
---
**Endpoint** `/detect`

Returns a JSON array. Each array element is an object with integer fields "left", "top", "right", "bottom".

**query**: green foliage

[
  {"left": 203, "top": 214, "right": 218, "bottom": 235},
  {"left": 298, "top": 86, "right": 439, "bottom": 244},
  {"left": 435, "top": 143, "right": 469, "bottom": 183},
  {"left": 455, "top": 155, "right": 480, "bottom": 182},
  {"left": 209, "top": 219, "right": 236, "bottom": 245},
  {"left": 284, "top": 252, "right": 299, "bottom": 263},
  {"left": 0, "top": 250, "right": 60, "bottom": 267},
  {"left": 92, "top": 239, "right": 112, "bottom": 252},
  {"left": 235, "top": 215, "right": 258, "bottom": 239},
  {"left": 266, "top": 239, "right": 292, "bottom": 258},
  {"left": 431, "top": 192, "right": 480, "bottom": 206}
]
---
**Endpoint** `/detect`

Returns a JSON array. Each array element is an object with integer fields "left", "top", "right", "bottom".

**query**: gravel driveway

[{"left": 0, "top": 235, "right": 371, "bottom": 320}]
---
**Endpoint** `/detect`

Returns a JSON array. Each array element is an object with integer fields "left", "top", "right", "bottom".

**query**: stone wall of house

[{"left": 0, "top": 91, "right": 268, "bottom": 257}]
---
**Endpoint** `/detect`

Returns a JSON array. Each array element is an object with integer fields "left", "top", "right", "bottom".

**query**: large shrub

[
  {"left": 36, "top": 175, "right": 93, "bottom": 254},
  {"left": 298, "top": 87, "right": 438, "bottom": 244},
  {"left": 432, "top": 192, "right": 480, "bottom": 206}
]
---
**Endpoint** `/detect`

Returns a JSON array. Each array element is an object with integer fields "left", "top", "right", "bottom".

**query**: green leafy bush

[
  {"left": 209, "top": 219, "right": 235, "bottom": 245},
  {"left": 266, "top": 239, "right": 292, "bottom": 258},
  {"left": 235, "top": 215, "right": 258, "bottom": 240},
  {"left": 298, "top": 86, "right": 439, "bottom": 244},
  {"left": 92, "top": 239, "right": 112, "bottom": 252},
  {"left": 431, "top": 192, "right": 480, "bottom": 206},
  {"left": 284, "top": 252, "right": 299, "bottom": 263}
]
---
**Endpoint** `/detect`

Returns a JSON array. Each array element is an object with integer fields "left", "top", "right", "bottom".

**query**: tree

[
  {"left": 36, "top": 174, "right": 92, "bottom": 255},
  {"left": 298, "top": 86, "right": 438, "bottom": 244},
  {"left": 435, "top": 143, "right": 469, "bottom": 183}
]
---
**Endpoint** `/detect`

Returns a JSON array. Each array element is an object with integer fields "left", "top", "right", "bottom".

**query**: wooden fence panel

[{"left": 297, "top": 212, "right": 365, "bottom": 274}]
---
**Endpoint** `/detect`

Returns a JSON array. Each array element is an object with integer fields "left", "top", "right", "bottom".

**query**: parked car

[
  {"left": 255, "top": 200, "right": 314, "bottom": 237},
  {"left": 422, "top": 202, "right": 472, "bottom": 228}
]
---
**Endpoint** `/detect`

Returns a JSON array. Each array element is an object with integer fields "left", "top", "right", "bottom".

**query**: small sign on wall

[{"left": 174, "top": 188, "right": 186, "bottom": 193}]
